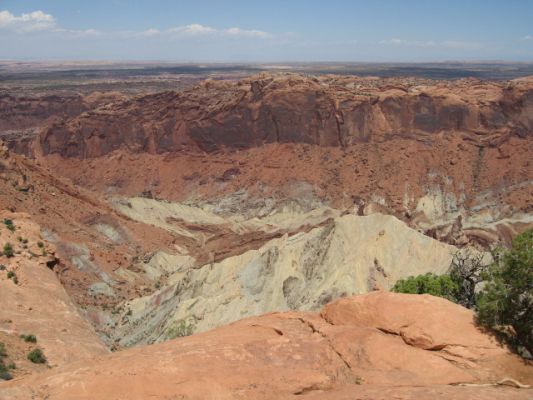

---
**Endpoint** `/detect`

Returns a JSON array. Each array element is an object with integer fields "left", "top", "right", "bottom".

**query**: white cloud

[
  {"left": 138, "top": 28, "right": 161, "bottom": 37},
  {"left": 224, "top": 27, "right": 270, "bottom": 38},
  {"left": 168, "top": 23, "right": 216, "bottom": 35},
  {"left": 0, "top": 10, "right": 56, "bottom": 32},
  {"left": 81, "top": 28, "right": 100, "bottom": 36},
  {"left": 0, "top": 9, "right": 272, "bottom": 41},
  {"left": 379, "top": 38, "right": 436, "bottom": 47},
  {"left": 441, "top": 40, "right": 481, "bottom": 49},
  {"left": 521, "top": 35, "right": 533, "bottom": 41},
  {"left": 166, "top": 24, "right": 270, "bottom": 38},
  {"left": 380, "top": 38, "right": 481, "bottom": 49},
  {"left": 54, "top": 28, "right": 102, "bottom": 37}
]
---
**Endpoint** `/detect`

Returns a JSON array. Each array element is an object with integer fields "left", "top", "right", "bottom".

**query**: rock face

[
  {"left": 1, "top": 292, "right": 531, "bottom": 400},
  {"left": 114, "top": 213, "right": 456, "bottom": 346},
  {"left": 0, "top": 92, "right": 126, "bottom": 156},
  {"left": 0, "top": 94, "right": 86, "bottom": 132},
  {"left": 2, "top": 75, "right": 531, "bottom": 251},
  {"left": 26, "top": 74, "right": 533, "bottom": 157}
]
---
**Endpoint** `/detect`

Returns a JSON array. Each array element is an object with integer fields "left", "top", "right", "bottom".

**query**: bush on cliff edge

[{"left": 392, "top": 229, "right": 532, "bottom": 356}]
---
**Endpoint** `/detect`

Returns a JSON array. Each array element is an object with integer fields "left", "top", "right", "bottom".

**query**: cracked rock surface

[{"left": 1, "top": 291, "right": 531, "bottom": 399}]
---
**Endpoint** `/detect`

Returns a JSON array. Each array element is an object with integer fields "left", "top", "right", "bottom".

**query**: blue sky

[{"left": 1, "top": 0, "right": 532, "bottom": 61}]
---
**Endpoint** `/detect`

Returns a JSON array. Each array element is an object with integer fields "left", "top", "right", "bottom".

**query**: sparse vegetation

[
  {"left": 6, "top": 270, "right": 17, "bottom": 284},
  {"left": 2, "top": 243, "right": 14, "bottom": 258},
  {"left": 0, "top": 264, "right": 5, "bottom": 271},
  {"left": 392, "top": 273, "right": 458, "bottom": 302},
  {"left": 3, "top": 219, "right": 15, "bottom": 232},
  {"left": 27, "top": 348, "right": 46, "bottom": 364},
  {"left": 449, "top": 250, "right": 489, "bottom": 309},
  {"left": 166, "top": 319, "right": 195, "bottom": 339},
  {"left": 391, "top": 229, "right": 532, "bottom": 356},
  {"left": 2, "top": 243, "right": 15, "bottom": 258},
  {"left": 0, "top": 342, "right": 12, "bottom": 381},
  {"left": 21, "top": 334, "right": 37, "bottom": 343},
  {"left": 477, "top": 230, "right": 533, "bottom": 356},
  {"left": 37, "top": 241, "right": 44, "bottom": 248},
  {"left": 0, "top": 364, "right": 12, "bottom": 381}
]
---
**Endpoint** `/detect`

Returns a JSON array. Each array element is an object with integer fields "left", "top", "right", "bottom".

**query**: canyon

[{"left": 0, "top": 69, "right": 531, "bottom": 398}]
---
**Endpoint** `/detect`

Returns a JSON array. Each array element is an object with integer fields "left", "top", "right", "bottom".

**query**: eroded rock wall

[{"left": 27, "top": 75, "right": 533, "bottom": 157}]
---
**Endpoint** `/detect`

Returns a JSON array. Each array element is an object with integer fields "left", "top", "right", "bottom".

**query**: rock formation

[
  {"left": 15, "top": 75, "right": 532, "bottom": 157},
  {"left": 0, "top": 212, "right": 108, "bottom": 377},
  {"left": 1, "top": 292, "right": 531, "bottom": 399},
  {"left": 112, "top": 212, "right": 456, "bottom": 345},
  {"left": 0, "top": 72, "right": 531, "bottom": 398}
]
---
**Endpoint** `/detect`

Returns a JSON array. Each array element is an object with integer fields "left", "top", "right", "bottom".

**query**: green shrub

[
  {"left": 166, "top": 319, "right": 195, "bottom": 339},
  {"left": 27, "top": 348, "right": 46, "bottom": 364},
  {"left": 3, "top": 243, "right": 14, "bottom": 258},
  {"left": 21, "top": 334, "right": 37, "bottom": 343},
  {"left": 3, "top": 219, "right": 15, "bottom": 232},
  {"left": 0, "top": 264, "right": 5, "bottom": 271},
  {"left": 391, "top": 273, "right": 458, "bottom": 301},
  {"left": 0, "top": 369, "right": 12, "bottom": 381},
  {"left": 391, "top": 229, "right": 532, "bottom": 357},
  {"left": 6, "top": 271, "right": 17, "bottom": 284},
  {"left": 37, "top": 241, "right": 44, "bottom": 248},
  {"left": 0, "top": 342, "right": 13, "bottom": 380},
  {"left": 477, "top": 229, "right": 533, "bottom": 355}
]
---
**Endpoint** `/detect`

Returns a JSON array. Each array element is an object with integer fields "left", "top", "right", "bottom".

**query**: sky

[{"left": 1, "top": 0, "right": 532, "bottom": 62}]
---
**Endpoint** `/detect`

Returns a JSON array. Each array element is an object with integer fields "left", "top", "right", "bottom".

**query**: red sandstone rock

[
  {"left": 24, "top": 74, "right": 533, "bottom": 158},
  {"left": 1, "top": 292, "right": 531, "bottom": 399}
]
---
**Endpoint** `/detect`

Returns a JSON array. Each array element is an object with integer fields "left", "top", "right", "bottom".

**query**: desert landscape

[{"left": 1, "top": 2, "right": 532, "bottom": 399}]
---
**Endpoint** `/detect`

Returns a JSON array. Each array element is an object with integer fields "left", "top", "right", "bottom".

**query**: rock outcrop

[
  {"left": 0, "top": 94, "right": 86, "bottom": 132},
  {"left": 113, "top": 213, "right": 456, "bottom": 346},
  {"left": 13, "top": 74, "right": 531, "bottom": 157},
  {"left": 0, "top": 212, "right": 108, "bottom": 375},
  {"left": 1, "top": 292, "right": 531, "bottom": 399}
]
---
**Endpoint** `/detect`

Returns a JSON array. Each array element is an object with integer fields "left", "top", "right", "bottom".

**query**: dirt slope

[{"left": 0, "top": 211, "right": 108, "bottom": 379}]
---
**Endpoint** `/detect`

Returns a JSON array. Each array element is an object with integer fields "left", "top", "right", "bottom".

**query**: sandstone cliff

[{"left": 27, "top": 74, "right": 533, "bottom": 157}]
